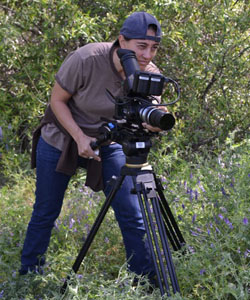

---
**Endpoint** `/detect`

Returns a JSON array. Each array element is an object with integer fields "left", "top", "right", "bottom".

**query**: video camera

[
  {"left": 91, "top": 48, "right": 180, "bottom": 160},
  {"left": 114, "top": 48, "right": 178, "bottom": 131}
]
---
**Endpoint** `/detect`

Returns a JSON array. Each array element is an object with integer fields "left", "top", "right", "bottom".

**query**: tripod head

[{"left": 91, "top": 119, "right": 154, "bottom": 166}]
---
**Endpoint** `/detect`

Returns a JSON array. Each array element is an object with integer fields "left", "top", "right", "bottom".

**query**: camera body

[{"left": 114, "top": 96, "right": 175, "bottom": 131}]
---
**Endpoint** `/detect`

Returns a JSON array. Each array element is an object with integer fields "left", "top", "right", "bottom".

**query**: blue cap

[{"left": 120, "top": 12, "right": 162, "bottom": 43}]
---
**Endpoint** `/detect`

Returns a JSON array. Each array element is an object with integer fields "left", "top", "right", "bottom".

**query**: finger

[
  {"left": 142, "top": 123, "right": 161, "bottom": 132},
  {"left": 80, "top": 152, "right": 101, "bottom": 161},
  {"left": 158, "top": 106, "right": 168, "bottom": 112},
  {"left": 88, "top": 148, "right": 101, "bottom": 162},
  {"left": 91, "top": 154, "right": 101, "bottom": 162},
  {"left": 80, "top": 153, "right": 88, "bottom": 159}
]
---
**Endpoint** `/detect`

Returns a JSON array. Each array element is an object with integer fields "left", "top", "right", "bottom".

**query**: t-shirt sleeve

[{"left": 55, "top": 51, "right": 85, "bottom": 95}]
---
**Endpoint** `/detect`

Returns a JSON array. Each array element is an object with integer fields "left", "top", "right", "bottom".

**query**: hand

[
  {"left": 142, "top": 123, "right": 162, "bottom": 132},
  {"left": 76, "top": 135, "right": 101, "bottom": 162}
]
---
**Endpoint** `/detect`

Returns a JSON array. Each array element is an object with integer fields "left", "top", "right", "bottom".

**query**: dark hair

[{"left": 148, "top": 24, "right": 157, "bottom": 33}]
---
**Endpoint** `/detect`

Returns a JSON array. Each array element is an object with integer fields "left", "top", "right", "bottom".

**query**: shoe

[{"left": 19, "top": 256, "right": 45, "bottom": 275}]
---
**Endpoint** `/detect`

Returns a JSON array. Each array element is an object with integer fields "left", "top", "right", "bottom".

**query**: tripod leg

[
  {"left": 154, "top": 174, "right": 186, "bottom": 250},
  {"left": 60, "top": 174, "right": 126, "bottom": 294},
  {"left": 143, "top": 193, "right": 174, "bottom": 296},
  {"left": 151, "top": 197, "right": 180, "bottom": 293},
  {"left": 134, "top": 180, "right": 169, "bottom": 296},
  {"left": 133, "top": 171, "right": 182, "bottom": 296}
]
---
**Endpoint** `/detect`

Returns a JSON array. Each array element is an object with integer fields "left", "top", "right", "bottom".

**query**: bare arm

[{"left": 50, "top": 81, "right": 101, "bottom": 161}]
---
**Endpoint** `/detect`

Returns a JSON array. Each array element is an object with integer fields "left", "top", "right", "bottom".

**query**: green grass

[{"left": 0, "top": 138, "right": 249, "bottom": 299}]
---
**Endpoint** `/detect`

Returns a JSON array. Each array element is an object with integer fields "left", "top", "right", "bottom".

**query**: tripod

[{"left": 61, "top": 150, "right": 185, "bottom": 297}]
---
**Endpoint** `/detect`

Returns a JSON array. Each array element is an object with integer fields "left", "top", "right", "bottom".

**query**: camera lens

[{"left": 139, "top": 106, "right": 175, "bottom": 130}]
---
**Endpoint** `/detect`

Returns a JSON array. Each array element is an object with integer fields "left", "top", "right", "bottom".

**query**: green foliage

[
  {"left": 156, "top": 0, "right": 250, "bottom": 152},
  {"left": 161, "top": 138, "right": 250, "bottom": 299},
  {"left": 0, "top": 0, "right": 112, "bottom": 154}
]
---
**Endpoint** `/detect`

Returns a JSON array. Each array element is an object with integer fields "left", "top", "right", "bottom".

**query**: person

[{"left": 19, "top": 11, "right": 165, "bottom": 284}]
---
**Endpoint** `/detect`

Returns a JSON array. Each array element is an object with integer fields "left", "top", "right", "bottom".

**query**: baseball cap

[{"left": 120, "top": 12, "right": 162, "bottom": 43}]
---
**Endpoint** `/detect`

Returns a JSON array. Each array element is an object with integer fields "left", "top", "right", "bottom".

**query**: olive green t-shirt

[{"left": 41, "top": 42, "right": 160, "bottom": 150}]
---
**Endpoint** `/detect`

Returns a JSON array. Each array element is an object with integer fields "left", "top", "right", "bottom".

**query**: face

[{"left": 119, "top": 28, "right": 160, "bottom": 70}]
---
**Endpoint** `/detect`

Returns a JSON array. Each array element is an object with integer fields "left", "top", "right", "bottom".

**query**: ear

[{"left": 118, "top": 35, "right": 126, "bottom": 48}]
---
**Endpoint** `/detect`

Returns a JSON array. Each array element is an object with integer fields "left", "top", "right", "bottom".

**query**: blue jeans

[{"left": 20, "top": 137, "right": 154, "bottom": 277}]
